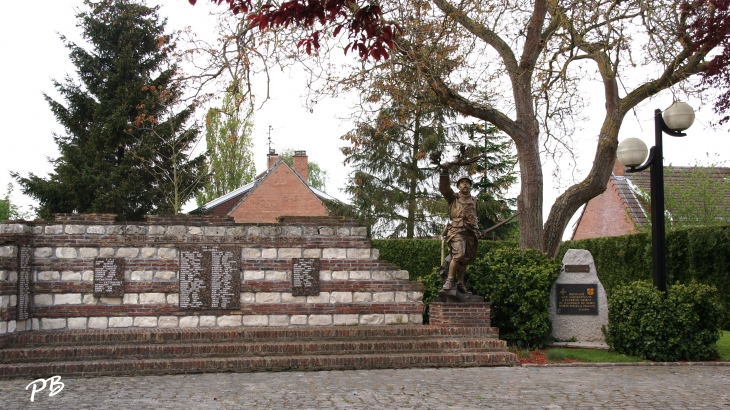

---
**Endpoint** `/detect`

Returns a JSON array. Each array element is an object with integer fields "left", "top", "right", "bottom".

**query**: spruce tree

[{"left": 13, "top": 0, "right": 205, "bottom": 220}]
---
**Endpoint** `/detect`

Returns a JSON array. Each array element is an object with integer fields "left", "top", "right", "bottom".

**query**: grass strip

[
  {"left": 546, "top": 348, "right": 644, "bottom": 363},
  {"left": 718, "top": 331, "right": 730, "bottom": 361}
]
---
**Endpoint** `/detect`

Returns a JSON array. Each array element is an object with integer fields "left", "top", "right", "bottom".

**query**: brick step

[
  {"left": 0, "top": 351, "right": 519, "bottom": 379},
  {"left": 5, "top": 326, "right": 500, "bottom": 348},
  {"left": 0, "top": 337, "right": 509, "bottom": 364}
]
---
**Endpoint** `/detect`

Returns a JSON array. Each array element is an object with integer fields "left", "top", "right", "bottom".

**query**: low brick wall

[
  {"left": 0, "top": 214, "right": 423, "bottom": 345},
  {"left": 429, "top": 302, "right": 491, "bottom": 327}
]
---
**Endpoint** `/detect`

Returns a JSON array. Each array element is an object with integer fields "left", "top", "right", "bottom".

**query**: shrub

[
  {"left": 604, "top": 281, "right": 722, "bottom": 361},
  {"left": 421, "top": 247, "right": 560, "bottom": 348}
]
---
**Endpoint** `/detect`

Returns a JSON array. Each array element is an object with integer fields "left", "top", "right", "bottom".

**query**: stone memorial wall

[{"left": 0, "top": 214, "right": 423, "bottom": 345}]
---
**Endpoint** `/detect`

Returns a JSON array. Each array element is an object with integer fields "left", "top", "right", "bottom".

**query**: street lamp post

[{"left": 616, "top": 102, "right": 695, "bottom": 293}]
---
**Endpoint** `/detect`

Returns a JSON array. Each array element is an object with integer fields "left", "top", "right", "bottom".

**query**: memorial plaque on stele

[
  {"left": 556, "top": 283, "right": 598, "bottom": 315},
  {"left": 93, "top": 258, "right": 125, "bottom": 298},
  {"left": 16, "top": 245, "right": 32, "bottom": 320},
  {"left": 179, "top": 245, "right": 240, "bottom": 311},
  {"left": 291, "top": 258, "right": 320, "bottom": 296}
]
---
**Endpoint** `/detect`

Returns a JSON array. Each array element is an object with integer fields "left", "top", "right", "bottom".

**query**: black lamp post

[{"left": 616, "top": 102, "right": 695, "bottom": 293}]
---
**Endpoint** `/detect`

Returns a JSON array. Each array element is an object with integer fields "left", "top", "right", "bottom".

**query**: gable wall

[{"left": 573, "top": 178, "right": 638, "bottom": 240}]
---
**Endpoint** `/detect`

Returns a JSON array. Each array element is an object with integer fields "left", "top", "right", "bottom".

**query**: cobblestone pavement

[{"left": 2, "top": 365, "right": 730, "bottom": 409}]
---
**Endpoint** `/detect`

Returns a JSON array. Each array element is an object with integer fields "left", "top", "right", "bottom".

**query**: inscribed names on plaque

[
  {"left": 564, "top": 264, "right": 590, "bottom": 273},
  {"left": 16, "top": 245, "right": 32, "bottom": 321},
  {"left": 556, "top": 283, "right": 598, "bottom": 315},
  {"left": 93, "top": 258, "right": 125, "bottom": 297},
  {"left": 179, "top": 245, "right": 240, "bottom": 311},
  {"left": 291, "top": 258, "right": 320, "bottom": 296}
]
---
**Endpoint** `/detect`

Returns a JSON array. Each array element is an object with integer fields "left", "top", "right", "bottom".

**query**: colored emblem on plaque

[{"left": 587, "top": 287, "right": 595, "bottom": 296}]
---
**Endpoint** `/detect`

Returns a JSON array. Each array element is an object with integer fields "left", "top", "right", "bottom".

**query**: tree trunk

[{"left": 406, "top": 114, "right": 421, "bottom": 238}]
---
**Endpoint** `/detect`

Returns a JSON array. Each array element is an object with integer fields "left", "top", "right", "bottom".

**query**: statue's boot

[
  {"left": 442, "top": 260, "right": 459, "bottom": 290},
  {"left": 456, "top": 265, "right": 471, "bottom": 294}
]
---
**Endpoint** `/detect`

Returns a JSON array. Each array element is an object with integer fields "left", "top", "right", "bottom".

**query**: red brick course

[{"left": 429, "top": 303, "right": 493, "bottom": 328}]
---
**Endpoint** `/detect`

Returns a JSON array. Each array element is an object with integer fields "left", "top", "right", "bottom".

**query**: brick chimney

[
  {"left": 267, "top": 149, "right": 278, "bottom": 169},
  {"left": 293, "top": 150, "right": 308, "bottom": 181},
  {"left": 612, "top": 158, "right": 624, "bottom": 177}
]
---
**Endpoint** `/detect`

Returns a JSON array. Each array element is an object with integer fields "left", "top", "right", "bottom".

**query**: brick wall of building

[
  {"left": 0, "top": 214, "right": 423, "bottom": 346},
  {"left": 572, "top": 178, "right": 637, "bottom": 240}
]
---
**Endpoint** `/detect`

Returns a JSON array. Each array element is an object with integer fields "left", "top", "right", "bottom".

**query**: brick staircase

[{"left": 0, "top": 326, "right": 518, "bottom": 378}]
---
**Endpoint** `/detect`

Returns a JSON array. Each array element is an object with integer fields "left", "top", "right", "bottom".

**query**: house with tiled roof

[
  {"left": 199, "top": 150, "right": 338, "bottom": 223},
  {"left": 571, "top": 160, "right": 730, "bottom": 240}
]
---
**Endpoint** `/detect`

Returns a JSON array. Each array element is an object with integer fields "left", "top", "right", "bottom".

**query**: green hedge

[
  {"left": 560, "top": 224, "right": 730, "bottom": 328},
  {"left": 604, "top": 281, "right": 722, "bottom": 361},
  {"left": 371, "top": 239, "right": 518, "bottom": 281}
]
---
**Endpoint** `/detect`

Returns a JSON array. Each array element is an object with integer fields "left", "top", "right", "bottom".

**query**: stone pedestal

[{"left": 429, "top": 302, "right": 491, "bottom": 327}]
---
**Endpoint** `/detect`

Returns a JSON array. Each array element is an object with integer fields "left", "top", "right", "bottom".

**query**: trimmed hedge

[
  {"left": 604, "top": 281, "right": 722, "bottom": 361},
  {"left": 560, "top": 224, "right": 730, "bottom": 328},
  {"left": 371, "top": 239, "right": 518, "bottom": 281}
]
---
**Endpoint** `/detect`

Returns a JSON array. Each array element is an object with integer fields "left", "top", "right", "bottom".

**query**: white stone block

[
  {"left": 349, "top": 271, "right": 371, "bottom": 280},
  {"left": 269, "top": 315, "right": 289, "bottom": 327},
  {"left": 217, "top": 315, "right": 242, "bottom": 327},
  {"left": 56, "top": 248, "right": 77, "bottom": 259},
  {"left": 282, "top": 226, "right": 302, "bottom": 237},
  {"left": 158, "top": 248, "right": 177, "bottom": 259},
  {"left": 371, "top": 249, "right": 380, "bottom": 260},
  {"left": 336, "top": 227, "right": 351, "bottom": 237},
  {"left": 45, "top": 225, "right": 63, "bottom": 234},
  {"left": 61, "top": 271, "right": 82, "bottom": 281},
  {"left": 87, "top": 225, "right": 106, "bottom": 234},
  {"left": 244, "top": 270, "right": 265, "bottom": 280},
  {"left": 67, "top": 317, "right": 88, "bottom": 330},
  {"left": 83, "top": 294, "right": 97, "bottom": 305},
  {"left": 408, "top": 292, "right": 423, "bottom": 302},
  {"left": 409, "top": 314, "right": 424, "bottom": 325},
  {"left": 54, "top": 293, "right": 82, "bottom": 305},
  {"left": 140, "top": 248, "right": 157, "bottom": 258},
  {"left": 131, "top": 271, "right": 153, "bottom": 281},
  {"left": 100, "top": 297, "right": 122, "bottom": 305},
  {"left": 34, "top": 294, "right": 53, "bottom": 306},
  {"left": 371, "top": 271, "right": 391, "bottom": 281},
  {"left": 8, "top": 271, "right": 17, "bottom": 283},
  {"left": 353, "top": 292, "right": 372, "bottom": 303},
  {"left": 319, "top": 270, "right": 332, "bottom": 281},
  {"left": 303, "top": 248, "right": 322, "bottom": 258},
  {"left": 241, "top": 248, "right": 261, "bottom": 259},
  {"left": 125, "top": 225, "right": 146, "bottom": 235},
  {"left": 166, "top": 294, "right": 179, "bottom": 305},
  {"left": 306, "top": 293, "right": 330, "bottom": 304},
  {"left": 155, "top": 271, "right": 176, "bottom": 280},
  {"left": 373, "top": 292, "right": 395, "bottom": 303},
  {"left": 123, "top": 294, "right": 139, "bottom": 304},
  {"left": 139, "top": 293, "right": 166, "bottom": 304},
  {"left": 10, "top": 295, "right": 16, "bottom": 306},
  {"left": 0, "top": 271, "right": 6, "bottom": 281},
  {"left": 351, "top": 227, "right": 368, "bottom": 237},
  {"left": 385, "top": 314, "right": 408, "bottom": 325},
  {"left": 99, "top": 248, "right": 115, "bottom": 257},
  {"left": 330, "top": 292, "right": 353, "bottom": 303},
  {"left": 158, "top": 316, "right": 179, "bottom": 328},
  {"left": 37, "top": 271, "right": 60, "bottom": 281},
  {"left": 89, "top": 317, "right": 109, "bottom": 329},
  {"left": 331, "top": 271, "right": 348, "bottom": 280},
  {"left": 262, "top": 226, "right": 281, "bottom": 236},
  {"left": 255, "top": 292, "right": 281, "bottom": 303},
  {"left": 31, "top": 226, "right": 43, "bottom": 234},
  {"left": 0, "top": 322, "right": 6, "bottom": 334},
  {"left": 281, "top": 293, "right": 307, "bottom": 303},
  {"left": 33, "top": 247, "right": 52, "bottom": 258},
  {"left": 148, "top": 225, "right": 165, "bottom": 235},
  {"left": 278, "top": 248, "right": 302, "bottom": 258},
  {"left": 359, "top": 314, "right": 385, "bottom": 325},
  {"left": 226, "top": 226, "right": 246, "bottom": 237},
  {"left": 109, "top": 317, "right": 133, "bottom": 328},
  {"left": 166, "top": 225, "right": 186, "bottom": 235},
  {"left": 188, "top": 226, "right": 203, "bottom": 235},
  {"left": 318, "top": 226, "right": 334, "bottom": 236},
  {"left": 242, "top": 315, "right": 269, "bottom": 326},
  {"left": 16, "top": 320, "right": 27, "bottom": 332},
  {"left": 265, "top": 271, "right": 288, "bottom": 281},
  {"left": 82, "top": 270, "right": 94, "bottom": 281},
  {"left": 261, "top": 248, "right": 277, "bottom": 259},
  {"left": 333, "top": 314, "right": 359, "bottom": 326},
  {"left": 116, "top": 248, "right": 139, "bottom": 258},
  {"left": 322, "top": 248, "right": 347, "bottom": 259},
  {"left": 42, "top": 318, "right": 67, "bottom": 330},
  {"left": 8, "top": 320, "right": 16, "bottom": 333},
  {"left": 0, "top": 295, "right": 7, "bottom": 309},
  {"left": 65, "top": 225, "right": 86, "bottom": 234},
  {"left": 106, "top": 225, "right": 124, "bottom": 235},
  {"left": 395, "top": 292, "right": 408, "bottom": 303},
  {"left": 247, "top": 226, "right": 261, "bottom": 237},
  {"left": 308, "top": 315, "right": 332, "bottom": 326},
  {"left": 290, "top": 315, "right": 307, "bottom": 325},
  {"left": 199, "top": 316, "right": 216, "bottom": 327},
  {"left": 347, "top": 248, "right": 371, "bottom": 259},
  {"left": 205, "top": 226, "right": 227, "bottom": 236},
  {"left": 179, "top": 316, "right": 199, "bottom": 328},
  {"left": 240, "top": 292, "right": 255, "bottom": 303},
  {"left": 78, "top": 248, "right": 98, "bottom": 258},
  {"left": 134, "top": 317, "right": 158, "bottom": 327},
  {"left": 394, "top": 270, "right": 410, "bottom": 280}
]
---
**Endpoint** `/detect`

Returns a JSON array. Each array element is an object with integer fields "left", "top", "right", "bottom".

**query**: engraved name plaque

[
  {"left": 179, "top": 245, "right": 240, "bottom": 311},
  {"left": 556, "top": 283, "right": 598, "bottom": 315},
  {"left": 291, "top": 258, "right": 320, "bottom": 296},
  {"left": 16, "top": 245, "right": 32, "bottom": 320},
  {"left": 93, "top": 258, "right": 125, "bottom": 297},
  {"left": 564, "top": 264, "right": 590, "bottom": 273}
]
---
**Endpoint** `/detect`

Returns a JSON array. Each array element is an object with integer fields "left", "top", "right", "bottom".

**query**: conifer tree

[{"left": 13, "top": 0, "right": 205, "bottom": 220}]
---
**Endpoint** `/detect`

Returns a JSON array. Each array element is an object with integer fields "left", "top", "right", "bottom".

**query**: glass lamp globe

[
  {"left": 617, "top": 138, "right": 648, "bottom": 168},
  {"left": 663, "top": 101, "right": 695, "bottom": 131}
]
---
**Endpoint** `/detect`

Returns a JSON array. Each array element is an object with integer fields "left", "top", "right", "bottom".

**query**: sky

[{"left": 1, "top": 0, "right": 728, "bottom": 239}]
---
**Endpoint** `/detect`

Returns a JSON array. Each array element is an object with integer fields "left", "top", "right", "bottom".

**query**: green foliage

[
  {"left": 604, "top": 281, "right": 722, "bottom": 361},
  {"left": 718, "top": 331, "right": 730, "bottom": 361},
  {"left": 277, "top": 148, "right": 328, "bottom": 190},
  {"left": 13, "top": 0, "right": 205, "bottom": 220},
  {"left": 560, "top": 224, "right": 730, "bottom": 328},
  {"left": 196, "top": 91, "right": 256, "bottom": 206},
  {"left": 663, "top": 163, "right": 730, "bottom": 229}
]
